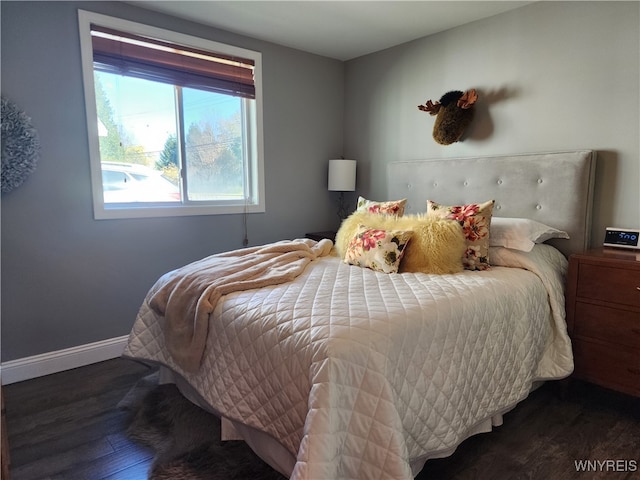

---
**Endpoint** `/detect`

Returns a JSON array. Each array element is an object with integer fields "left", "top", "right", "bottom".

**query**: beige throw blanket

[{"left": 148, "top": 238, "right": 334, "bottom": 372}]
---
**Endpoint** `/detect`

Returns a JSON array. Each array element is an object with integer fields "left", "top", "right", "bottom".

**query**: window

[{"left": 78, "top": 10, "right": 264, "bottom": 219}]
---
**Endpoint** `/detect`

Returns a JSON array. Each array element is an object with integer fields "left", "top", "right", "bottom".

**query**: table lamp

[{"left": 328, "top": 159, "right": 356, "bottom": 221}]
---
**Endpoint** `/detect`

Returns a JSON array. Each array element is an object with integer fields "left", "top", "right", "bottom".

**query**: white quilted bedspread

[{"left": 124, "top": 242, "right": 573, "bottom": 480}]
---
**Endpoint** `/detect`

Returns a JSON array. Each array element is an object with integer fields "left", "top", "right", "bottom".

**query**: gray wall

[
  {"left": 1, "top": 1, "right": 344, "bottom": 361},
  {"left": 3, "top": 1, "right": 639, "bottom": 364},
  {"left": 345, "top": 1, "right": 640, "bottom": 247}
]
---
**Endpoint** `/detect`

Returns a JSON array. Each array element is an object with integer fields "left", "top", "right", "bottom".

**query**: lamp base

[{"left": 336, "top": 191, "right": 349, "bottom": 222}]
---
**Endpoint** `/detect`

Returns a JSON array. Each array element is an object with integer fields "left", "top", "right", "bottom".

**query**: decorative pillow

[
  {"left": 356, "top": 196, "right": 407, "bottom": 216},
  {"left": 336, "top": 211, "right": 466, "bottom": 274},
  {"left": 490, "top": 217, "right": 570, "bottom": 252},
  {"left": 427, "top": 199, "right": 495, "bottom": 271},
  {"left": 344, "top": 224, "right": 412, "bottom": 273}
]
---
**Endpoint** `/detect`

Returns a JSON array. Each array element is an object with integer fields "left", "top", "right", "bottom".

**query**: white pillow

[{"left": 490, "top": 217, "right": 569, "bottom": 252}]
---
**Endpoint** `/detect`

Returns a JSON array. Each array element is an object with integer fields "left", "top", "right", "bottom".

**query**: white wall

[{"left": 345, "top": 1, "right": 640, "bottom": 246}]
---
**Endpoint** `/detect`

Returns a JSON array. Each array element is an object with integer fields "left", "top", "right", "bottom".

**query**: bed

[{"left": 123, "top": 150, "right": 596, "bottom": 479}]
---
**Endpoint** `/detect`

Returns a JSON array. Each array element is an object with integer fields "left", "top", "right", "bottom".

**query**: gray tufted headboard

[{"left": 388, "top": 150, "right": 596, "bottom": 258}]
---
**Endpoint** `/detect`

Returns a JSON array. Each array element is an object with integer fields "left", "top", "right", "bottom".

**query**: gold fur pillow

[{"left": 336, "top": 212, "right": 466, "bottom": 274}]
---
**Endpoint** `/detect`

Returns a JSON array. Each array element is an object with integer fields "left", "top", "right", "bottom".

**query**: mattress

[{"left": 124, "top": 242, "right": 573, "bottom": 480}]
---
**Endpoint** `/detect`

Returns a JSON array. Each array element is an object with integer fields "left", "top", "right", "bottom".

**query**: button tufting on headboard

[{"left": 387, "top": 150, "right": 597, "bottom": 257}]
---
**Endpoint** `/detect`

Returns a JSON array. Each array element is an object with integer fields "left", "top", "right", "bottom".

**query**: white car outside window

[{"left": 101, "top": 163, "right": 180, "bottom": 203}]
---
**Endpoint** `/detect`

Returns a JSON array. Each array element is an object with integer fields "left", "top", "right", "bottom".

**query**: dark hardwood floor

[
  {"left": 3, "top": 358, "right": 639, "bottom": 480},
  {"left": 3, "top": 359, "right": 156, "bottom": 480}
]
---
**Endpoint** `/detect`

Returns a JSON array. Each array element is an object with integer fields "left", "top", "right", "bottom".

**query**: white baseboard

[{"left": 0, "top": 335, "right": 129, "bottom": 385}]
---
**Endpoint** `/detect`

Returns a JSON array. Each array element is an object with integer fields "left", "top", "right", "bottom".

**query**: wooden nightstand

[
  {"left": 566, "top": 248, "right": 640, "bottom": 397},
  {"left": 305, "top": 231, "right": 337, "bottom": 242}
]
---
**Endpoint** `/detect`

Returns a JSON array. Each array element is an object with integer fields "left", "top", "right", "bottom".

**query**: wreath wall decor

[{"left": 1, "top": 96, "right": 40, "bottom": 194}]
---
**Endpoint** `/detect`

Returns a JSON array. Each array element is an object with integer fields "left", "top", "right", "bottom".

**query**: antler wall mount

[{"left": 418, "top": 89, "right": 478, "bottom": 145}]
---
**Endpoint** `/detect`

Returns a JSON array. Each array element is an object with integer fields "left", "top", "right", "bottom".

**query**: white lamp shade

[{"left": 328, "top": 159, "right": 356, "bottom": 191}]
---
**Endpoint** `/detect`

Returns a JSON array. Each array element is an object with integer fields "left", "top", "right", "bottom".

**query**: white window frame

[{"left": 78, "top": 10, "right": 265, "bottom": 219}]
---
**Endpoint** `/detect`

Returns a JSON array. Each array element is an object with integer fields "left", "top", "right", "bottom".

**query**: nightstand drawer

[
  {"left": 573, "top": 340, "right": 640, "bottom": 396},
  {"left": 574, "top": 302, "right": 640, "bottom": 349},
  {"left": 576, "top": 263, "right": 640, "bottom": 307}
]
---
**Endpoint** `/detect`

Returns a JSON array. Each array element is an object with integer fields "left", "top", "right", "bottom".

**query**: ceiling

[{"left": 128, "top": 1, "right": 533, "bottom": 61}]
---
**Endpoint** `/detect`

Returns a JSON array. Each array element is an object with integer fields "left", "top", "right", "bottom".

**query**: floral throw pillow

[
  {"left": 356, "top": 196, "right": 407, "bottom": 216},
  {"left": 344, "top": 224, "right": 412, "bottom": 273},
  {"left": 427, "top": 199, "right": 495, "bottom": 270}
]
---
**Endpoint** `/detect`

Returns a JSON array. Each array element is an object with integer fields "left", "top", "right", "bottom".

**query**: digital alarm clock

[{"left": 603, "top": 227, "right": 640, "bottom": 250}]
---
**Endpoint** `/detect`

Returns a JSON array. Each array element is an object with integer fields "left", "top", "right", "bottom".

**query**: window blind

[{"left": 90, "top": 24, "right": 255, "bottom": 99}]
